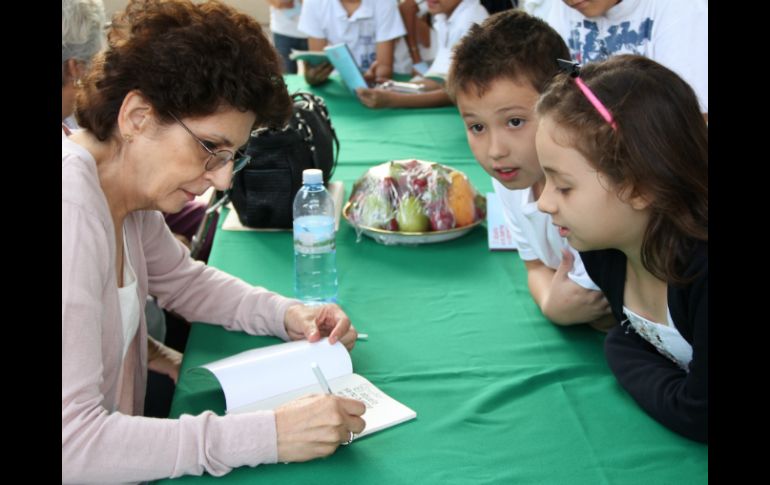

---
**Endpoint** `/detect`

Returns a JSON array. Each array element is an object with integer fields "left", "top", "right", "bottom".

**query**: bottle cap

[{"left": 302, "top": 169, "right": 323, "bottom": 185}]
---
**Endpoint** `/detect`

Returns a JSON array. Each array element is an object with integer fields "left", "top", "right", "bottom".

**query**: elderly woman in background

[
  {"left": 62, "top": 0, "right": 105, "bottom": 128},
  {"left": 61, "top": 1, "right": 365, "bottom": 483}
]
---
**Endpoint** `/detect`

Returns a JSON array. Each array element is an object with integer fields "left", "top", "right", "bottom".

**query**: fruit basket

[{"left": 344, "top": 159, "right": 486, "bottom": 245}]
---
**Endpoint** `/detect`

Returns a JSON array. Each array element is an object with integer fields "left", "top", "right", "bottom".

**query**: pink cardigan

[{"left": 62, "top": 137, "right": 299, "bottom": 483}]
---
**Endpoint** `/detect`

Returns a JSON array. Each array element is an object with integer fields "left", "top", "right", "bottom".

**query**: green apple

[
  {"left": 359, "top": 193, "right": 391, "bottom": 228},
  {"left": 396, "top": 196, "right": 429, "bottom": 232}
]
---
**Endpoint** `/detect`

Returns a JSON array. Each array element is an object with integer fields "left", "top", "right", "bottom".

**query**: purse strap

[{"left": 291, "top": 91, "right": 339, "bottom": 180}]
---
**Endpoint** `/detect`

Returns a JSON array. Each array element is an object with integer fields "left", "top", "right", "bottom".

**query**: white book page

[
  {"left": 202, "top": 338, "right": 351, "bottom": 412},
  {"left": 230, "top": 381, "right": 328, "bottom": 413},
  {"left": 331, "top": 374, "right": 417, "bottom": 438},
  {"left": 231, "top": 373, "right": 417, "bottom": 439}
]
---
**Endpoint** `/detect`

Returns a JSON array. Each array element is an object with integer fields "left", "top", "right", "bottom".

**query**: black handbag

[{"left": 229, "top": 92, "right": 339, "bottom": 228}]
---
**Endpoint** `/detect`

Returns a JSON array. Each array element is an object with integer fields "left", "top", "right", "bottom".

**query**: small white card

[{"left": 486, "top": 192, "right": 518, "bottom": 251}]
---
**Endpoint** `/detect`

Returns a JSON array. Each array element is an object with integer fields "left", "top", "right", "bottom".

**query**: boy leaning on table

[{"left": 445, "top": 9, "right": 615, "bottom": 331}]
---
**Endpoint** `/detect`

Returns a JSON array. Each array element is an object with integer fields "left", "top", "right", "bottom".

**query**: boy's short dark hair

[{"left": 446, "top": 9, "right": 570, "bottom": 100}]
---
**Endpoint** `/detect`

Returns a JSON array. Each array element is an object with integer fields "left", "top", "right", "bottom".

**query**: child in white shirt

[
  {"left": 447, "top": 9, "right": 614, "bottom": 330},
  {"left": 298, "top": 0, "right": 406, "bottom": 86},
  {"left": 357, "top": 0, "right": 488, "bottom": 109},
  {"left": 268, "top": 0, "right": 308, "bottom": 74},
  {"left": 536, "top": 0, "right": 708, "bottom": 120},
  {"left": 392, "top": 0, "right": 435, "bottom": 76}
]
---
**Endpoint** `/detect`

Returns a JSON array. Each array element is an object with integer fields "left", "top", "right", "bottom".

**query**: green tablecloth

[{"left": 157, "top": 75, "right": 707, "bottom": 484}]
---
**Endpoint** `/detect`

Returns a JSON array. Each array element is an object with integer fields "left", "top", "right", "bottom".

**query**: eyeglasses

[
  {"left": 557, "top": 59, "right": 617, "bottom": 131},
  {"left": 168, "top": 112, "right": 251, "bottom": 173}
]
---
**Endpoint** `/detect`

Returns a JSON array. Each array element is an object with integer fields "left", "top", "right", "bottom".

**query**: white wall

[{"left": 102, "top": 0, "right": 270, "bottom": 26}]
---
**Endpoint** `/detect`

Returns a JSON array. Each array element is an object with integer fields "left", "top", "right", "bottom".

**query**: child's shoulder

[
  {"left": 492, "top": 180, "right": 552, "bottom": 230},
  {"left": 492, "top": 179, "right": 532, "bottom": 211},
  {"left": 301, "top": 0, "right": 335, "bottom": 14}
]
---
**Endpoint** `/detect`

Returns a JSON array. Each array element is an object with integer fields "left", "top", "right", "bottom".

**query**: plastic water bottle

[{"left": 293, "top": 169, "right": 338, "bottom": 304}]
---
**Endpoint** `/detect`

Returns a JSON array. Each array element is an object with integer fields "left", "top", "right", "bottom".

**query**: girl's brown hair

[{"left": 537, "top": 55, "right": 708, "bottom": 284}]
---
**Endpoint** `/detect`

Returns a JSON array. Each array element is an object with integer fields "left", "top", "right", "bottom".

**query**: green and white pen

[{"left": 311, "top": 362, "right": 333, "bottom": 395}]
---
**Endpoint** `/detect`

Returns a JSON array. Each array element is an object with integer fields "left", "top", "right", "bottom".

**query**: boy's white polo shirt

[
  {"left": 425, "top": 0, "right": 489, "bottom": 79},
  {"left": 540, "top": 0, "right": 708, "bottom": 113},
  {"left": 298, "top": 0, "right": 406, "bottom": 71},
  {"left": 492, "top": 178, "right": 599, "bottom": 290}
]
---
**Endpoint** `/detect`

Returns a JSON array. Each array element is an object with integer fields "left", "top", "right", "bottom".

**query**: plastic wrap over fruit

[{"left": 346, "top": 159, "right": 487, "bottom": 242}]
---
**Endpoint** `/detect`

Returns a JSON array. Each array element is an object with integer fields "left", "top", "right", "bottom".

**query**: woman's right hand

[{"left": 275, "top": 394, "right": 366, "bottom": 462}]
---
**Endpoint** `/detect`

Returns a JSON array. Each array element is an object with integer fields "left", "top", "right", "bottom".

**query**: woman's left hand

[{"left": 284, "top": 303, "right": 358, "bottom": 350}]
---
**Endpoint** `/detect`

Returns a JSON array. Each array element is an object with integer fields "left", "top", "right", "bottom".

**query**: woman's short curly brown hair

[{"left": 76, "top": 0, "right": 291, "bottom": 141}]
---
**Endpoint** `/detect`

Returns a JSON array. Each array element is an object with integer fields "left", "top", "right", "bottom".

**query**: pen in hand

[
  {"left": 311, "top": 362, "right": 358, "bottom": 445},
  {"left": 311, "top": 362, "right": 333, "bottom": 395}
]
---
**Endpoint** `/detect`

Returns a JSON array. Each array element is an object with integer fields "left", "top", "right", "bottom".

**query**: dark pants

[
  {"left": 144, "top": 312, "right": 191, "bottom": 418},
  {"left": 144, "top": 371, "right": 175, "bottom": 418},
  {"left": 272, "top": 32, "right": 308, "bottom": 74}
]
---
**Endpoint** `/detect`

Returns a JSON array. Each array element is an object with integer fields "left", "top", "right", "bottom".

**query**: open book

[
  {"left": 198, "top": 338, "right": 417, "bottom": 440},
  {"left": 486, "top": 192, "right": 518, "bottom": 251},
  {"left": 323, "top": 43, "right": 369, "bottom": 93},
  {"left": 292, "top": 44, "right": 369, "bottom": 94}
]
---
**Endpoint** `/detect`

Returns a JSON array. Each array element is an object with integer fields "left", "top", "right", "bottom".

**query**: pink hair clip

[{"left": 557, "top": 59, "right": 617, "bottom": 131}]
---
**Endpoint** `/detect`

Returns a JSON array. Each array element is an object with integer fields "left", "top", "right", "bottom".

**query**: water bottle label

[
  {"left": 293, "top": 216, "right": 335, "bottom": 255},
  {"left": 294, "top": 234, "right": 335, "bottom": 254}
]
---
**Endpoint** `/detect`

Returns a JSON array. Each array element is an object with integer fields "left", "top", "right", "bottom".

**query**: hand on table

[{"left": 284, "top": 303, "right": 358, "bottom": 350}]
